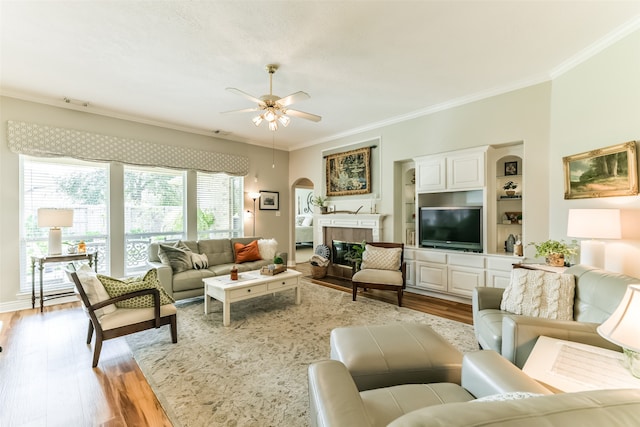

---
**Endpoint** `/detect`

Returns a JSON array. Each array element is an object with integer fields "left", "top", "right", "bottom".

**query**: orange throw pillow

[{"left": 234, "top": 240, "right": 262, "bottom": 263}]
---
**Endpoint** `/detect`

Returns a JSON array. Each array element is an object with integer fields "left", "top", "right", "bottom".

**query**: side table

[
  {"left": 523, "top": 336, "right": 640, "bottom": 392},
  {"left": 31, "top": 252, "right": 98, "bottom": 313}
]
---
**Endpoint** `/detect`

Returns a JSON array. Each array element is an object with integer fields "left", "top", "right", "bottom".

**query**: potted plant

[
  {"left": 528, "top": 239, "right": 578, "bottom": 267},
  {"left": 344, "top": 241, "right": 366, "bottom": 272},
  {"left": 503, "top": 181, "right": 518, "bottom": 196},
  {"left": 273, "top": 255, "right": 284, "bottom": 267},
  {"left": 310, "top": 195, "right": 328, "bottom": 213}
]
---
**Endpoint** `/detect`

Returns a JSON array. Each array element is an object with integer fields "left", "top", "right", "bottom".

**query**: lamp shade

[
  {"left": 37, "top": 208, "right": 74, "bottom": 227},
  {"left": 567, "top": 209, "right": 621, "bottom": 239},
  {"left": 248, "top": 192, "right": 261, "bottom": 201},
  {"left": 597, "top": 285, "right": 640, "bottom": 352}
]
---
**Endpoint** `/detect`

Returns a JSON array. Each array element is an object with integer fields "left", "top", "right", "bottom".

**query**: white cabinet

[
  {"left": 486, "top": 255, "right": 516, "bottom": 288},
  {"left": 447, "top": 150, "right": 486, "bottom": 190},
  {"left": 415, "top": 156, "right": 446, "bottom": 192},
  {"left": 404, "top": 248, "right": 415, "bottom": 286},
  {"left": 412, "top": 249, "right": 485, "bottom": 298},
  {"left": 415, "top": 147, "right": 486, "bottom": 193}
]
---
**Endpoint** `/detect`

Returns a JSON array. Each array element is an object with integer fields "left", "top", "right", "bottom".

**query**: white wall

[
  {"left": 289, "top": 83, "right": 553, "bottom": 253},
  {"left": 549, "top": 29, "right": 640, "bottom": 276},
  {"left": 0, "top": 96, "right": 291, "bottom": 310}
]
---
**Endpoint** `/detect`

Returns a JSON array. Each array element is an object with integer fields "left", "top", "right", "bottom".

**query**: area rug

[{"left": 126, "top": 278, "right": 478, "bottom": 427}]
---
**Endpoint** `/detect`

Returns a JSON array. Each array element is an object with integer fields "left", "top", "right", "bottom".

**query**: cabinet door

[
  {"left": 486, "top": 270, "right": 511, "bottom": 289},
  {"left": 447, "top": 151, "right": 485, "bottom": 190},
  {"left": 405, "top": 260, "right": 415, "bottom": 286},
  {"left": 448, "top": 266, "right": 485, "bottom": 297},
  {"left": 415, "top": 261, "right": 447, "bottom": 292},
  {"left": 416, "top": 156, "right": 446, "bottom": 192}
]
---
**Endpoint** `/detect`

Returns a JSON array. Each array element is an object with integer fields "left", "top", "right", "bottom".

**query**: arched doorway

[{"left": 291, "top": 177, "right": 314, "bottom": 265}]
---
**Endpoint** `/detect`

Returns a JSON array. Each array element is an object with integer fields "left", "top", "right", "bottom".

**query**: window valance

[{"left": 7, "top": 120, "right": 249, "bottom": 176}]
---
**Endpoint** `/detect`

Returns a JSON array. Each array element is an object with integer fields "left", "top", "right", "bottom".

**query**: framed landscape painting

[
  {"left": 325, "top": 147, "right": 371, "bottom": 196},
  {"left": 563, "top": 141, "right": 638, "bottom": 199}
]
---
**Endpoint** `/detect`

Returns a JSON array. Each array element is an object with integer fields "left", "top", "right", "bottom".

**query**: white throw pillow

[
  {"left": 301, "top": 216, "right": 313, "bottom": 226},
  {"left": 360, "top": 244, "right": 402, "bottom": 271},
  {"left": 75, "top": 264, "right": 117, "bottom": 316},
  {"left": 258, "top": 238, "right": 278, "bottom": 262},
  {"left": 500, "top": 269, "right": 576, "bottom": 320}
]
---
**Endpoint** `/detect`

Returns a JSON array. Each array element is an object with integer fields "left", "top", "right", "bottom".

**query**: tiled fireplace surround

[{"left": 316, "top": 214, "right": 385, "bottom": 279}]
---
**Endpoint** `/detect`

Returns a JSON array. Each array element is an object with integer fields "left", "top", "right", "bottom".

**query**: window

[
  {"left": 124, "top": 166, "right": 186, "bottom": 275},
  {"left": 197, "top": 172, "right": 243, "bottom": 240},
  {"left": 21, "top": 156, "right": 109, "bottom": 292}
]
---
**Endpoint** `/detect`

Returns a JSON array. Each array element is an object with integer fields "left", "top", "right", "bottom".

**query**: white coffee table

[{"left": 203, "top": 269, "right": 302, "bottom": 326}]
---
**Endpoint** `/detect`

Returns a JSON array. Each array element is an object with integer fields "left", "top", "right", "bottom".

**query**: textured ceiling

[{"left": 2, "top": 1, "right": 640, "bottom": 151}]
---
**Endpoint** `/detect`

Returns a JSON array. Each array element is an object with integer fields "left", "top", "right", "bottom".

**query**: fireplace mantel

[{"left": 315, "top": 213, "right": 385, "bottom": 242}]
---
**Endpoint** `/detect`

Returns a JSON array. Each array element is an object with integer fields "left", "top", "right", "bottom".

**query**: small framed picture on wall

[
  {"left": 504, "top": 161, "right": 518, "bottom": 176},
  {"left": 259, "top": 190, "right": 279, "bottom": 210}
]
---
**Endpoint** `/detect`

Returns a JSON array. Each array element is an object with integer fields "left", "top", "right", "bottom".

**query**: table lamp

[
  {"left": 37, "top": 208, "right": 74, "bottom": 255},
  {"left": 597, "top": 284, "right": 640, "bottom": 378},
  {"left": 567, "top": 209, "right": 621, "bottom": 268}
]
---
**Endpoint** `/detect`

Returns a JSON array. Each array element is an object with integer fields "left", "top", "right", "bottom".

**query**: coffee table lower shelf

[{"left": 203, "top": 269, "right": 302, "bottom": 326}]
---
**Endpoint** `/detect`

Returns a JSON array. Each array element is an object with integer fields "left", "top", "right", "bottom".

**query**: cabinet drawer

[
  {"left": 448, "top": 253, "right": 484, "bottom": 268},
  {"left": 415, "top": 250, "right": 447, "bottom": 264},
  {"left": 229, "top": 284, "right": 267, "bottom": 299},
  {"left": 487, "top": 257, "right": 517, "bottom": 272},
  {"left": 267, "top": 277, "right": 298, "bottom": 291}
]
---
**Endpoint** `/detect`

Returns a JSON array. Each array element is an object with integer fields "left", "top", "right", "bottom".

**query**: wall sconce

[
  {"left": 38, "top": 208, "right": 74, "bottom": 255},
  {"left": 567, "top": 209, "right": 621, "bottom": 269},
  {"left": 248, "top": 192, "right": 261, "bottom": 236}
]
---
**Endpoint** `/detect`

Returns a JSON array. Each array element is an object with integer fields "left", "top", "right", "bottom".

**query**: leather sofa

[
  {"left": 473, "top": 264, "right": 639, "bottom": 368},
  {"left": 308, "top": 349, "right": 640, "bottom": 426},
  {"left": 147, "top": 237, "right": 286, "bottom": 300}
]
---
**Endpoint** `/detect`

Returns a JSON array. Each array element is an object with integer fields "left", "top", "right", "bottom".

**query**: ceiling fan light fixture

[
  {"left": 278, "top": 115, "right": 291, "bottom": 127},
  {"left": 264, "top": 109, "right": 276, "bottom": 122},
  {"left": 252, "top": 115, "right": 264, "bottom": 126},
  {"left": 268, "top": 120, "right": 278, "bottom": 131}
]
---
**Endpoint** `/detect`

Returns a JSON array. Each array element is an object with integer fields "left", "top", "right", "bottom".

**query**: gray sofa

[
  {"left": 308, "top": 349, "right": 640, "bottom": 427},
  {"left": 147, "top": 237, "right": 286, "bottom": 300},
  {"left": 473, "top": 264, "right": 639, "bottom": 368}
]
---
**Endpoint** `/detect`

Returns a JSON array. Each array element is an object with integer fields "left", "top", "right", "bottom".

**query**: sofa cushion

[
  {"left": 172, "top": 268, "right": 215, "bottom": 292},
  {"left": 500, "top": 269, "right": 575, "bottom": 320},
  {"left": 158, "top": 241, "right": 193, "bottom": 273},
  {"left": 98, "top": 269, "right": 175, "bottom": 308},
  {"left": 198, "top": 239, "right": 234, "bottom": 266},
  {"left": 234, "top": 240, "right": 262, "bottom": 263},
  {"left": 473, "top": 391, "right": 545, "bottom": 402},
  {"left": 360, "top": 244, "right": 402, "bottom": 271}
]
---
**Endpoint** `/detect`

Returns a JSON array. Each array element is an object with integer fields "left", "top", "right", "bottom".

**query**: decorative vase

[
  {"left": 320, "top": 206, "right": 328, "bottom": 214},
  {"left": 506, "top": 190, "right": 516, "bottom": 197},
  {"left": 545, "top": 253, "right": 565, "bottom": 267}
]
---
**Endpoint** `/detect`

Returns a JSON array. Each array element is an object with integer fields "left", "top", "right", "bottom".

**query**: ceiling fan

[{"left": 223, "top": 64, "right": 321, "bottom": 131}]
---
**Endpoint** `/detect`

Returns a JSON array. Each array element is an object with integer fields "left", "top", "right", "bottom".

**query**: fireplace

[
  {"left": 315, "top": 213, "right": 384, "bottom": 279},
  {"left": 332, "top": 240, "right": 362, "bottom": 268}
]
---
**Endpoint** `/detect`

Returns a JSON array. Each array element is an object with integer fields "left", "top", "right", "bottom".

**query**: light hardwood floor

[{"left": 0, "top": 264, "right": 472, "bottom": 426}]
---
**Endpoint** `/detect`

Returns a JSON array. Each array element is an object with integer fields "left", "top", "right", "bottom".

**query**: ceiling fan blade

[
  {"left": 226, "top": 87, "right": 265, "bottom": 106},
  {"left": 286, "top": 109, "right": 322, "bottom": 122},
  {"left": 276, "top": 91, "right": 310, "bottom": 107},
  {"left": 220, "top": 107, "right": 260, "bottom": 114}
]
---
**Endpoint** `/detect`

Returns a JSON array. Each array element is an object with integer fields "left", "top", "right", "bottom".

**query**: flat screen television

[{"left": 419, "top": 207, "right": 482, "bottom": 252}]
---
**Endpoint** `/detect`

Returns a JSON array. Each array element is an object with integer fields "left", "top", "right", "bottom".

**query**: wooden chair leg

[
  {"left": 170, "top": 315, "right": 178, "bottom": 343},
  {"left": 92, "top": 335, "right": 103, "bottom": 368},
  {"left": 397, "top": 289, "right": 403, "bottom": 307},
  {"left": 86, "top": 320, "right": 94, "bottom": 344},
  {"left": 352, "top": 284, "right": 358, "bottom": 301}
]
